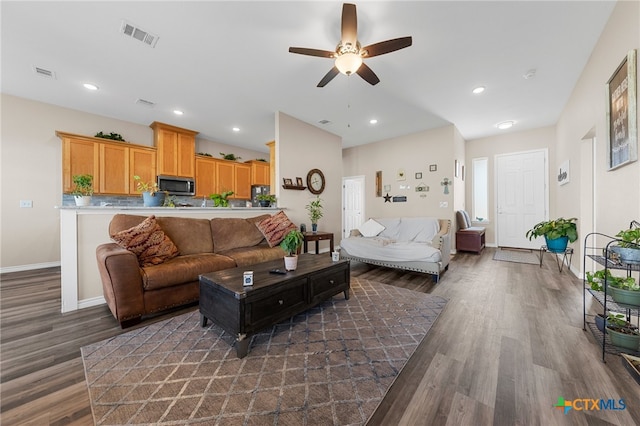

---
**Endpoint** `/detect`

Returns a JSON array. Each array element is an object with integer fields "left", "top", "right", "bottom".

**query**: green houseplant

[
  {"left": 209, "top": 191, "right": 234, "bottom": 207},
  {"left": 606, "top": 312, "right": 640, "bottom": 351},
  {"left": 610, "top": 222, "right": 640, "bottom": 264},
  {"left": 525, "top": 217, "right": 578, "bottom": 252},
  {"left": 72, "top": 174, "right": 94, "bottom": 206},
  {"left": 256, "top": 193, "right": 276, "bottom": 207},
  {"left": 280, "top": 229, "right": 304, "bottom": 271},
  {"left": 306, "top": 196, "right": 323, "bottom": 233},
  {"left": 133, "top": 175, "right": 165, "bottom": 207}
]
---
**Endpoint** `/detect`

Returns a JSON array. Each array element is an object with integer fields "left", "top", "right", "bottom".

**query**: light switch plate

[{"left": 20, "top": 200, "right": 33, "bottom": 208}]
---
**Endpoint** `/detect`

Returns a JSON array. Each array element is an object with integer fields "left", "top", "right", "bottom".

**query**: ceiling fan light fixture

[{"left": 335, "top": 53, "right": 363, "bottom": 75}]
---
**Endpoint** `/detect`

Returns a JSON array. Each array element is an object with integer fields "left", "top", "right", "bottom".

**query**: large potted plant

[
  {"left": 525, "top": 217, "right": 578, "bottom": 252},
  {"left": 133, "top": 175, "right": 165, "bottom": 207},
  {"left": 610, "top": 222, "right": 640, "bottom": 264},
  {"left": 280, "top": 229, "right": 304, "bottom": 271},
  {"left": 72, "top": 174, "right": 94, "bottom": 206},
  {"left": 305, "top": 196, "right": 323, "bottom": 233}
]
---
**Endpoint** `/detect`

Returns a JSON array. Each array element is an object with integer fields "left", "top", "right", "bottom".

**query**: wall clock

[{"left": 306, "top": 168, "right": 325, "bottom": 195}]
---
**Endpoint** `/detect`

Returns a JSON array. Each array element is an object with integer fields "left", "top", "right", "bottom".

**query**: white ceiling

[{"left": 1, "top": 1, "right": 616, "bottom": 153}]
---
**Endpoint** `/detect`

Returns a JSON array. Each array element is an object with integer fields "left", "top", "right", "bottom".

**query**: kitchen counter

[{"left": 56, "top": 206, "right": 282, "bottom": 210}]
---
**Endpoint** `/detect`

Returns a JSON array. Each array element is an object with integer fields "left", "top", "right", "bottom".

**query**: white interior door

[
  {"left": 342, "top": 176, "right": 365, "bottom": 239},
  {"left": 496, "top": 150, "right": 547, "bottom": 249}
]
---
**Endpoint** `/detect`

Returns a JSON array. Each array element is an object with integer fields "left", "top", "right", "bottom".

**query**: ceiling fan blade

[
  {"left": 356, "top": 63, "right": 380, "bottom": 86},
  {"left": 341, "top": 3, "right": 357, "bottom": 45},
  {"left": 362, "top": 36, "right": 413, "bottom": 58},
  {"left": 317, "top": 67, "right": 340, "bottom": 87},
  {"left": 288, "top": 47, "right": 335, "bottom": 58}
]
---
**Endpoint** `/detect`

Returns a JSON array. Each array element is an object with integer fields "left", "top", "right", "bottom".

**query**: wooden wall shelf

[{"left": 282, "top": 184, "right": 306, "bottom": 190}]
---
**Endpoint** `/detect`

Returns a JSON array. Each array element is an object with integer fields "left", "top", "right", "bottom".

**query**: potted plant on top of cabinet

[
  {"left": 525, "top": 217, "right": 578, "bottom": 252},
  {"left": 280, "top": 229, "right": 304, "bottom": 271},
  {"left": 610, "top": 221, "right": 640, "bottom": 264},
  {"left": 72, "top": 174, "right": 94, "bottom": 206},
  {"left": 134, "top": 175, "right": 165, "bottom": 207},
  {"left": 306, "top": 196, "right": 324, "bottom": 233}
]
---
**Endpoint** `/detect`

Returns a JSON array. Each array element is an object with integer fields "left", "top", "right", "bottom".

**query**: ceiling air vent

[
  {"left": 33, "top": 66, "right": 56, "bottom": 79},
  {"left": 120, "top": 20, "right": 159, "bottom": 48},
  {"left": 135, "top": 98, "right": 156, "bottom": 108},
  {"left": 318, "top": 120, "right": 331, "bottom": 125}
]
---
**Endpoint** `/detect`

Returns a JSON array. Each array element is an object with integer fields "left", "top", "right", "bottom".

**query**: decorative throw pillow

[
  {"left": 111, "top": 215, "right": 179, "bottom": 267},
  {"left": 256, "top": 211, "right": 297, "bottom": 247},
  {"left": 359, "top": 218, "right": 386, "bottom": 238}
]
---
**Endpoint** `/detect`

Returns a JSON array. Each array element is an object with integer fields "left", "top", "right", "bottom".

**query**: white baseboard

[
  {"left": 0, "top": 261, "right": 61, "bottom": 274},
  {"left": 78, "top": 296, "right": 106, "bottom": 310}
]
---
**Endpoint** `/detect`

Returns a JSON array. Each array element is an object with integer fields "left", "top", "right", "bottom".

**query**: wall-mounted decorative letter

[{"left": 441, "top": 178, "right": 451, "bottom": 194}]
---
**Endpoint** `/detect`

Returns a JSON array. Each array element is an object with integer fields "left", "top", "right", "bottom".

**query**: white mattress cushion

[
  {"left": 398, "top": 217, "right": 440, "bottom": 242},
  {"left": 376, "top": 218, "right": 402, "bottom": 239},
  {"left": 340, "top": 236, "right": 441, "bottom": 263},
  {"left": 358, "top": 218, "right": 386, "bottom": 237}
]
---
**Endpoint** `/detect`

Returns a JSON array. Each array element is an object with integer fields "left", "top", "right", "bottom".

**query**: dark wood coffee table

[{"left": 199, "top": 253, "right": 350, "bottom": 358}]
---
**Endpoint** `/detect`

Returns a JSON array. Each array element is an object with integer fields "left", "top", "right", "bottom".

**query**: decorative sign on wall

[
  {"left": 558, "top": 160, "right": 570, "bottom": 186},
  {"left": 392, "top": 196, "right": 407, "bottom": 202},
  {"left": 606, "top": 49, "right": 637, "bottom": 170}
]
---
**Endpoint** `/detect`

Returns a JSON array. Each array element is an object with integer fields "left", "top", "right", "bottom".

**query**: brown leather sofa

[{"left": 96, "top": 213, "right": 285, "bottom": 327}]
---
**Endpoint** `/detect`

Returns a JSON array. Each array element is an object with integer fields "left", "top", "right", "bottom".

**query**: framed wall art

[{"left": 606, "top": 49, "right": 637, "bottom": 170}]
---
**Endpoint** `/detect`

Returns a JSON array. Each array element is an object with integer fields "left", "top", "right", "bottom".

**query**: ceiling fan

[{"left": 289, "top": 3, "right": 412, "bottom": 87}]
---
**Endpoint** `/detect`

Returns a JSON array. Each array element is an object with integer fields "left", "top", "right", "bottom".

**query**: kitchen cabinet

[
  {"left": 234, "top": 162, "right": 251, "bottom": 199},
  {"left": 246, "top": 160, "right": 270, "bottom": 186},
  {"left": 129, "top": 147, "right": 157, "bottom": 195},
  {"left": 99, "top": 143, "right": 129, "bottom": 194},
  {"left": 266, "top": 140, "right": 275, "bottom": 190},
  {"left": 150, "top": 121, "right": 198, "bottom": 178},
  {"left": 195, "top": 156, "right": 216, "bottom": 197},
  {"left": 214, "top": 159, "right": 251, "bottom": 199},
  {"left": 61, "top": 135, "right": 99, "bottom": 194}
]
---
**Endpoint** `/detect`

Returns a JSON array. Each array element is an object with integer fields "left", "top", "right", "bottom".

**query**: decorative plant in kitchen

[
  {"left": 209, "top": 191, "right": 234, "bottom": 207},
  {"left": 256, "top": 194, "right": 276, "bottom": 207},
  {"left": 72, "top": 174, "right": 93, "bottom": 206},
  {"left": 306, "top": 196, "right": 324, "bottom": 232},
  {"left": 219, "top": 152, "right": 242, "bottom": 161},
  {"left": 280, "top": 229, "right": 304, "bottom": 271},
  {"left": 133, "top": 175, "right": 165, "bottom": 207},
  {"left": 94, "top": 131, "right": 125, "bottom": 142}
]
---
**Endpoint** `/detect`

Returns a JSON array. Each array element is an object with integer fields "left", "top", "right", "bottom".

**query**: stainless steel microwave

[{"left": 157, "top": 175, "right": 195, "bottom": 196}]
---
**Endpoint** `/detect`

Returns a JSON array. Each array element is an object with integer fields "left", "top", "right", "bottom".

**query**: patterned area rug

[
  {"left": 81, "top": 278, "right": 447, "bottom": 425},
  {"left": 493, "top": 248, "right": 539, "bottom": 265}
]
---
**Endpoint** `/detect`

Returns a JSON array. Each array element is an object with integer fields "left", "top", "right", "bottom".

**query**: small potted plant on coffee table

[
  {"left": 72, "top": 174, "right": 94, "bottom": 206},
  {"left": 280, "top": 229, "right": 304, "bottom": 271},
  {"left": 525, "top": 217, "right": 578, "bottom": 252}
]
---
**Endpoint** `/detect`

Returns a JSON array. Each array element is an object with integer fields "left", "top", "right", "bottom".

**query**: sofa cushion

[
  {"left": 377, "top": 218, "right": 402, "bottom": 239},
  {"left": 398, "top": 217, "right": 440, "bottom": 242},
  {"left": 359, "top": 218, "right": 385, "bottom": 237},
  {"left": 110, "top": 215, "right": 179, "bottom": 267},
  {"left": 219, "top": 244, "right": 285, "bottom": 267},
  {"left": 456, "top": 210, "right": 472, "bottom": 229},
  {"left": 156, "top": 217, "right": 214, "bottom": 255},
  {"left": 211, "top": 215, "right": 269, "bottom": 252},
  {"left": 141, "top": 253, "right": 236, "bottom": 290},
  {"left": 256, "top": 211, "right": 297, "bottom": 247}
]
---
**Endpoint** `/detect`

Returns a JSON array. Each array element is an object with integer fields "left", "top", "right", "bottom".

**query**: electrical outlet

[{"left": 20, "top": 200, "right": 33, "bottom": 208}]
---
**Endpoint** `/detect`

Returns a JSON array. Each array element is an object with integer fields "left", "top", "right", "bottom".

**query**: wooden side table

[{"left": 303, "top": 231, "right": 334, "bottom": 255}]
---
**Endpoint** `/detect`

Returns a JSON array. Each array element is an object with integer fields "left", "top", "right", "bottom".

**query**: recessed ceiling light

[
  {"left": 173, "top": 110, "right": 184, "bottom": 115},
  {"left": 369, "top": 119, "right": 378, "bottom": 124},
  {"left": 472, "top": 86, "right": 485, "bottom": 94},
  {"left": 232, "top": 127, "right": 240, "bottom": 132},
  {"left": 83, "top": 83, "right": 99, "bottom": 90},
  {"left": 497, "top": 121, "right": 515, "bottom": 130}
]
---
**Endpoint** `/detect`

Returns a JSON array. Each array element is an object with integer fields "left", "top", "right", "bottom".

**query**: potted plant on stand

[
  {"left": 134, "top": 175, "right": 165, "bottom": 207},
  {"left": 606, "top": 312, "right": 640, "bottom": 351},
  {"left": 610, "top": 221, "right": 640, "bottom": 264},
  {"left": 256, "top": 194, "right": 276, "bottom": 207},
  {"left": 306, "top": 196, "right": 323, "bottom": 233},
  {"left": 525, "top": 217, "right": 578, "bottom": 252},
  {"left": 72, "top": 174, "right": 94, "bottom": 206},
  {"left": 280, "top": 229, "right": 304, "bottom": 271}
]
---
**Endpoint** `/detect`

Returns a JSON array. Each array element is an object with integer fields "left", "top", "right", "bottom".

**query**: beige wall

[
  {"left": 556, "top": 0, "right": 639, "bottom": 242},
  {"left": 342, "top": 124, "right": 459, "bottom": 230},
  {"left": 275, "top": 112, "right": 342, "bottom": 243},
  {"left": 0, "top": 94, "right": 266, "bottom": 270},
  {"left": 465, "top": 126, "right": 556, "bottom": 246}
]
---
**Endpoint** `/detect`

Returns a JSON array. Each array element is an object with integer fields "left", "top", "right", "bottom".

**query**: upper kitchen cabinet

[
  {"left": 246, "top": 160, "right": 270, "bottom": 186},
  {"left": 99, "top": 143, "right": 129, "bottom": 195},
  {"left": 129, "top": 147, "right": 157, "bottom": 195},
  {"left": 150, "top": 121, "right": 198, "bottom": 178},
  {"left": 60, "top": 133, "right": 99, "bottom": 194},
  {"left": 195, "top": 155, "right": 216, "bottom": 198}
]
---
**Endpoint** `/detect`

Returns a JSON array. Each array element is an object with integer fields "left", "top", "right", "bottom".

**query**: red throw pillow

[
  {"left": 111, "top": 215, "right": 179, "bottom": 266},
  {"left": 256, "top": 211, "right": 297, "bottom": 247}
]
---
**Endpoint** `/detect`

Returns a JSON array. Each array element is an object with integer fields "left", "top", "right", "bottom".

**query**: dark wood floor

[{"left": 2, "top": 249, "right": 639, "bottom": 425}]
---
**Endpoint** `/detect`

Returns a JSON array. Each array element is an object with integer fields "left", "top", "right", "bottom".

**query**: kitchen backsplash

[{"left": 61, "top": 194, "right": 250, "bottom": 208}]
